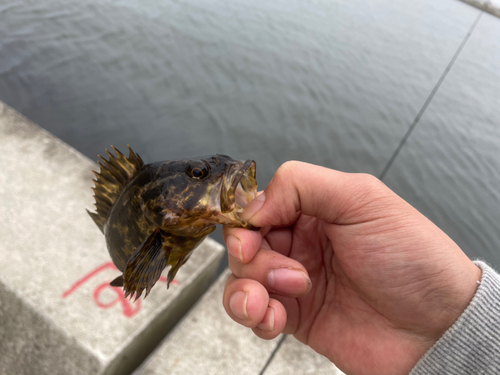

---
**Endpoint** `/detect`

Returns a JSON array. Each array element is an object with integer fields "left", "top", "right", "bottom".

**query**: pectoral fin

[{"left": 123, "top": 228, "right": 170, "bottom": 300}]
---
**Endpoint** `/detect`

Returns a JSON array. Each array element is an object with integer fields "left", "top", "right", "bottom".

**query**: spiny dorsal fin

[{"left": 88, "top": 145, "right": 144, "bottom": 233}]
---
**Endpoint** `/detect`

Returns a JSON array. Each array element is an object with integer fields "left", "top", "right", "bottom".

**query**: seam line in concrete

[
  {"left": 378, "top": 11, "right": 483, "bottom": 181},
  {"left": 258, "top": 334, "right": 287, "bottom": 375}
]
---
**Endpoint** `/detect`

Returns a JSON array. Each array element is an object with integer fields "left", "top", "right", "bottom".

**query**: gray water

[{"left": 1, "top": 0, "right": 500, "bottom": 267}]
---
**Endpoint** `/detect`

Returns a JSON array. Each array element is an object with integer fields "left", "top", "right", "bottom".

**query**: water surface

[{"left": 1, "top": 0, "right": 499, "bottom": 266}]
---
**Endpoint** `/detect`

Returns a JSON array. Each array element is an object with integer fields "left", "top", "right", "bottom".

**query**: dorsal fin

[{"left": 87, "top": 145, "right": 144, "bottom": 233}]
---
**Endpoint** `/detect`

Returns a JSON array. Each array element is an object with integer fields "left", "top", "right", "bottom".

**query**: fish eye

[
  {"left": 191, "top": 168, "right": 205, "bottom": 179},
  {"left": 186, "top": 163, "right": 210, "bottom": 180}
]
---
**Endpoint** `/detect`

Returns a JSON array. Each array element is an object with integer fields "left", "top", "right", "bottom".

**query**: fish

[{"left": 87, "top": 146, "right": 258, "bottom": 300}]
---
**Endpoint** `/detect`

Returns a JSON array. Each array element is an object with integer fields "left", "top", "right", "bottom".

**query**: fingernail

[
  {"left": 229, "top": 291, "right": 248, "bottom": 321},
  {"left": 268, "top": 268, "right": 312, "bottom": 295},
  {"left": 226, "top": 235, "right": 243, "bottom": 262},
  {"left": 240, "top": 192, "right": 266, "bottom": 221},
  {"left": 257, "top": 307, "right": 275, "bottom": 332}
]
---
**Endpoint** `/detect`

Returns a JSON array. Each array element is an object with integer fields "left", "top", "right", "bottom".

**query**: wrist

[
  {"left": 438, "top": 260, "right": 482, "bottom": 336},
  {"left": 411, "top": 260, "right": 482, "bottom": 363},
  {"left": 410, "top": 261, "right": 500, "bottom": 375}
]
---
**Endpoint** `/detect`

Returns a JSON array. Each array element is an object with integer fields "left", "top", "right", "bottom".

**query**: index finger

[{"left": 224, "top": 225, "right": 294, "bottom": 264}]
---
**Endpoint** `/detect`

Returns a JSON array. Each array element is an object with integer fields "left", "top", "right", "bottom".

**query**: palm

[{"left": 270, "top": 209, "right": 466, "bottom": 375}]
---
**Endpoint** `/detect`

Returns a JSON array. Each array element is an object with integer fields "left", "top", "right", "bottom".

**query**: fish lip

[
  {"left": 220, "top": 159, "right": 256, "bottom": 213},
  {"left": 210, "top": 159, "right": 258, "bottom": 230}
]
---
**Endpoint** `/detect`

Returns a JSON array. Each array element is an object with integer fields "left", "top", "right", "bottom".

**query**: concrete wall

[{"left": 0, "top": 102, "right": 224, "bottom": 374}]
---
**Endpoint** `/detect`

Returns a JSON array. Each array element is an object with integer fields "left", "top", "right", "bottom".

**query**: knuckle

[
  {"left": 357, "top": 173, "right": 387, "bottom": 194},
  {"left": 275, "top": 161, "right": 301, "bottom": 179},
  {"left": 346, "top": 173, "right": 393, "bottom": 213}
]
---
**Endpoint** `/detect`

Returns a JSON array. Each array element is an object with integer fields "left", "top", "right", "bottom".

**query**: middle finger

[{"left": 228, "top": 248, "right": 312, "bottom": 297}]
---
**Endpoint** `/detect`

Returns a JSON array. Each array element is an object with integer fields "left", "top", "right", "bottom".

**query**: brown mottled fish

[{"left": 88, "top": 146, "right": 258, "bottom": 300}]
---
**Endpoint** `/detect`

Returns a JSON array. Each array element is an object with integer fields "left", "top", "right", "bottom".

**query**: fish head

[{"left": 140, "top": 155, "right": 258, "bottom": 236}]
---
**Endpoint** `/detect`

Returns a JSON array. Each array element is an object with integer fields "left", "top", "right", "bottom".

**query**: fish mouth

[{"left": 213, "top": 160, "right": 258, "bottom": 229}]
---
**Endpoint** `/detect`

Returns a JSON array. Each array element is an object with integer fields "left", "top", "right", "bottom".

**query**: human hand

[{"left": 222, "top": 162, "right": 481, "bottom": 375}]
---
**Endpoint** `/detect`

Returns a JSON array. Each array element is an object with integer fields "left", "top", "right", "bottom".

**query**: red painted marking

[
  {"left": 93, "top": 281, "right": 141, "bottom": 317},
  {"left": 62, "top": 262, "right": 118, "bottom": 298},
  {"left": 62, "top": 261, "right": 180, "bottom": 318}
]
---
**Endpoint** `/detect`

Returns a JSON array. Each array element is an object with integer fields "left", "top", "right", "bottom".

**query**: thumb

[{"left": 239, "top": 161, "right": 388, "bottom": 227}]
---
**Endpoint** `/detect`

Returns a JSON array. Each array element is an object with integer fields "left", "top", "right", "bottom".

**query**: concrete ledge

[
  {"left": 0, "top": 102, "right": 224, "bottom": 375},
  {"left": 134, "top": 268, "right": 343, "bottom": 374},
  {"left": 134, "top": 269, "right": 282, "bottom": 375}
]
